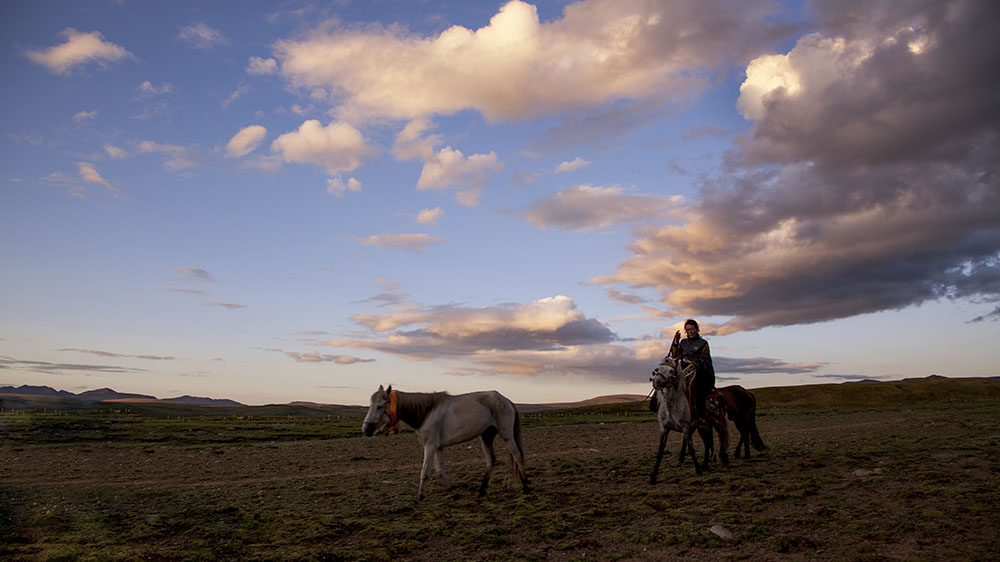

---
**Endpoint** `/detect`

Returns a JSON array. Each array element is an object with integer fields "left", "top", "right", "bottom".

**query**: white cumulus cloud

[
  {"left": 246, "top": 56, "right": 278, "bottom": 75},
  {"left": 271, "top": 120, "right": 372, "bottom": 175},
  {"left": 416, "top": 207, "right": 445, "bottom": 225},
  {"left": 226, "top": 125, "right": 268, "bottom": 158},
  {"left": 327, "top": 177, "right": 362, "bottom": 196},
  {"left": 273, "top": 0, "right": 787, "bottom": 122},
  {"left": 26, "top": 29, "right": 133, "bottom": 75},
  {"left": 417, "top": 147, "right": 503, "bottom": 206},
  {"left": 554, "top": 157, "right": 590, "bottom": 173}
]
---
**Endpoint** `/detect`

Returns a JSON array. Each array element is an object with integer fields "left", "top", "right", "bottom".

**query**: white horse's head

[
  {"left": 361, "top": 384, "right": 391, "bottom": 437},
  {"left": 651, "top": 358, "right": 681, "bottom": 391}
]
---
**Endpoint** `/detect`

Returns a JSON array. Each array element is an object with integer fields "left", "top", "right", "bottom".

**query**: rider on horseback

[{"left": 668, "top": 319, "right": 716, "bottom": 419}]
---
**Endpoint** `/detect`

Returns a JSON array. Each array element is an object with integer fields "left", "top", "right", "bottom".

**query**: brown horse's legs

[
  {"left": 735, "top": 423, "right": 750, "bottom": 458},
  {"left": 697, "top": 425, "right": 714, "bottom": 467},
  {"left": 684, "top": 431, "right": 703, "bottom": 475},
  {"left": 650, "top": 429, "right": 669, "bottom": 484}
]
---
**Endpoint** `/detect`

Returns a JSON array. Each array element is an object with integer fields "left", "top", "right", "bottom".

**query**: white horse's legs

[
  {"left": 649, "top": 427, "right": 670, "bottom": 484},
  {"left": 417, "top": 443, "right": 455, "bottom": 500},
  {"left": 418, "top": 444, "right": 434, "bottom": 501},
  {"left": 433, "top": 448, "right": 454, "bottom": 495}
]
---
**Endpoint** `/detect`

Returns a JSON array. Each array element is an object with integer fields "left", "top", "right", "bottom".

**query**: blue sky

[{"left": 2, "top": 0, "right": 998, "bottom": 405}]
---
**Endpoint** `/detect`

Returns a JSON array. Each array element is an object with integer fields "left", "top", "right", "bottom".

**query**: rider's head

[{"left": 684, "top": 319, "right": 700, "bottom": 338}]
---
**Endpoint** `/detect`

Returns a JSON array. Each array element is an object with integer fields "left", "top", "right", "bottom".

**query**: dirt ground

[{"left": 2, "top": 402, "right": 999, "bottom": 561}]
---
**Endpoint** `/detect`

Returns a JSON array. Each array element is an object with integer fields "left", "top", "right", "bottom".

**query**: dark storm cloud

[{"left": 597, "top": 0, "right": 1000, "bottom": 333}]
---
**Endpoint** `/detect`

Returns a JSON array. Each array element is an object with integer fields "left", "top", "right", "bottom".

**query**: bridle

[{"left": 363, "top": 391, "right": 398, "bottom": 435}]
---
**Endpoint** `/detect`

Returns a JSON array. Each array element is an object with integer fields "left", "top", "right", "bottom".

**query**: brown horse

[{"left": 716, "top": 385, "right": 767, "bottom": 458}]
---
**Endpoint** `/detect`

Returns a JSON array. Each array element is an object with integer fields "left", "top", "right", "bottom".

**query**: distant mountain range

[
  {"left": 3, "top": 375, "right": 997, "bottom": 413},
  {"left": 0, "top": 385, "right": 243, "bottom": 406}
]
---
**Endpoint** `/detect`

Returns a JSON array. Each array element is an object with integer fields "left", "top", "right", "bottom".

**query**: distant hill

[
  {"left": 0, "top": 386, "right": 245, "bottom": 408},
  {"left": 0, "top": 385, "right": 76, "bottom": 398},
  {"left": 519, "top": 394, "right": 648, "bottom": 413},
  {"left": 78, "top": 388, "right": 157, "bottom": 401},
  {"left": 164, "top": 395, "right": 243, "bottom": 406}
]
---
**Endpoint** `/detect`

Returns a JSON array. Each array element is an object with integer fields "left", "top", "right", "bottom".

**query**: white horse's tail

[{"left": 507, "top": 412, "right": 529, "bottom": 490}]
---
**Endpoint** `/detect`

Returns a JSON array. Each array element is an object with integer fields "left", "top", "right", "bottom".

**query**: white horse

[
  {"left": 649, "top": 358, "right": 729, "bottom": 482},
  {"left": 362, "top": 385, "right": 528, "bottom": 501}
]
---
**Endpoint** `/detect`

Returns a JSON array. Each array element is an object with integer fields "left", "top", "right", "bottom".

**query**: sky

[{"left": 2, "top": 0, "right": 998, "bottom": 406}]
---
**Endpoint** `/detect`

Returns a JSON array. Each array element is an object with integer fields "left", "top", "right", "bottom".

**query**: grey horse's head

[
  {"left": 651, "top": 359, "right": 680, "bottom": 391},
  {"left": 361, "top": 384, "right": 391, "bottom": 437}
]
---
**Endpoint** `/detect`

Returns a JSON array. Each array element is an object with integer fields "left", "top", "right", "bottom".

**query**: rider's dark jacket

[{"left": 671, "top": 336, "right": 716, "bottom": 398}]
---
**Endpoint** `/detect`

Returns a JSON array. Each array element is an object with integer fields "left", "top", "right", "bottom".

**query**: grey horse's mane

[{"left": 396, "top": 391, "right": 450, "bottom": 430}]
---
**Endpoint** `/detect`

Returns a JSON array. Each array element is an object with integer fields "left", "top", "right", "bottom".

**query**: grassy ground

[{"left": 1, "top": 387, "right": 998, "bottom": 561}]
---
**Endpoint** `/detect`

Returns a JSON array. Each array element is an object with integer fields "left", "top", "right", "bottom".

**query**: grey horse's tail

[{"left": 508, "top": 412, "right": 529, "bottom": 490}]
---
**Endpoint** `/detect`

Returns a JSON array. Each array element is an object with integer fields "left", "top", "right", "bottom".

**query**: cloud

[
  {"left": 281, "top": 351, "right": 374, "bottom": 365},
  {"left": 353, "top": 278, "right": 410, "bottom": 308},
  {"left": 273, "top": 0, "right": 790, "bottom": 122},
  {"left": 712, "top": 356, "right": 826, "bottom": 375},
  {"left": 391, "top": 119, "right": 499, "bottom": 204},
  {"left": 246, "top": 56, "right": 278, "bottom": 75},
  {"left": 0, "top": 356, "right": 145, "bottom": 375},
  {"left": 604, "top": 287, "right": 645, "bottom": 305},
  {"left": 329, "top": 295, "right": 617, "bottom": 358},
  {"left": 416, "top": 207, "right": 444, "bottom": 225},
  {"left": 554, "top": 157, "right": 590, "bottom": 173},
  {"left": 136, "top": 140, "right": 201, "bottom": 171},
  {"left": 391, "top": 119, "right": 441, "bottom": 161},
  {"left": 135, "top": 80, "right": 173, "bottom": 99},
  {"left": 104, "top": 144, "right": 127, "bottom": 159},
  {"left": 59, "top": 349, "right": 175, "bottom": 361},
  {"left": 417, "top": 146, "right": 503, "bottom": 206},
  {"left": 73, "top": 110, "right": 97, "bottom": 122},
  {"left": 178, "top": 23, "right": 229, "bottom": 49},
  {"left": 75, "top": 162, "right": 120, "bottom": 197},
  {"left": 271, "top": 120, "right": 373, "bottom": 175},
  {"left": 173, "top": 267, "right": 214, "bottom": 283},
  {"left": 968, "top": 305, "right": 1000, "bottom": 323},
  {"left": 524, "top": 185, "right": 683, "bottom": 231},
  {"left": 206, "top": 301, "right": 244, "bottom": 310},
  {"left": 222, "top": 82, "right": 252, "bottom": 109},
  {"left": 353, "top": 233, "right": 444, "bottom": 252},
  {"left": 326, "top": 177, "right": 361, "bottom": 196},
  {"left": 596, "top": 0, "right": 1000, "bottom": 334},
  {"left": 321, "top": 295, "right": 684, "bottom": 381},
  {"left": 226, "top": 125, "right": 268, "bottom": 158},
  {"left": 167, "top": 288, "right": 207, "bottom": 297},
  {"left": 25, "top": 28, "right": 133, "bottom": 75}
]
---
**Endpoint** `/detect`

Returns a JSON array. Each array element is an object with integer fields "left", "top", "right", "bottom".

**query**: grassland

[{"left": 1, "top": 378, "right": 998, "bottom": 561}]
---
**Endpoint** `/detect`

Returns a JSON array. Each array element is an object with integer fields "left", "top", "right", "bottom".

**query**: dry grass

[{"left": 2, "top": 393, "right": 998, "bottom": 560}]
